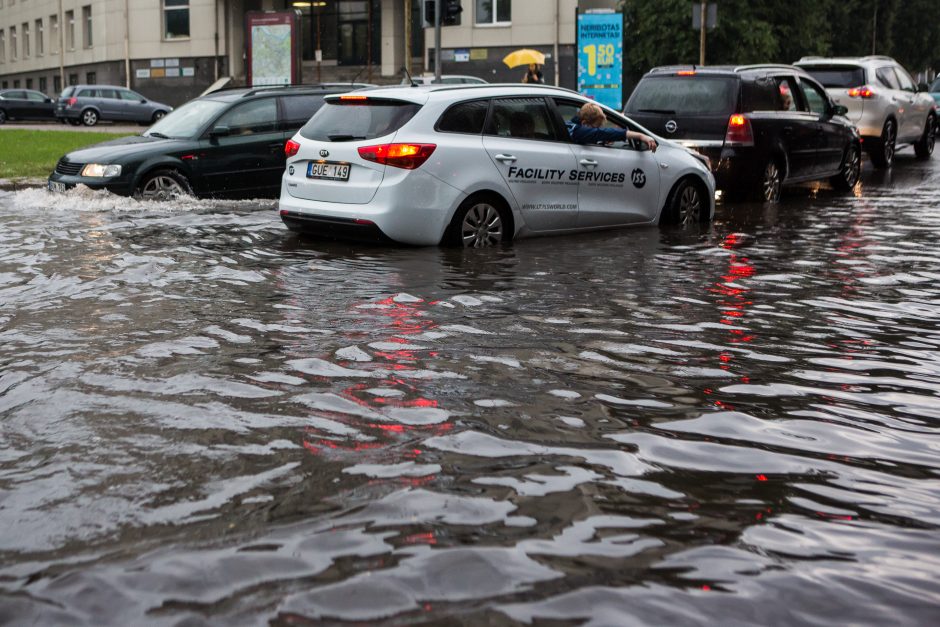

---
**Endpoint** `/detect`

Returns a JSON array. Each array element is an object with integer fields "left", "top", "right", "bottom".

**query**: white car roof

[{"left": 327, "top": 83, "right": 586, "bottom": 107}]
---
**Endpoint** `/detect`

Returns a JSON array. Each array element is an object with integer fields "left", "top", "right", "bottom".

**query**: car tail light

[
  {"left": 284, "top": 139, "right": 300, "bottom": 157},
  {"left": 847, "top": 86, "right": 874, "bottom": 98},
  {"left": 358, "top": 143, "right": 436, "bottom": 169},
  {"left": 677, "top": 70, "right": 696, "bottom": 76},
  {"left": 724, "top": 114, "right": 754, "bottom": 147},
  {"left": 67, "top": 97, "right": 78, "bottom": 107}
]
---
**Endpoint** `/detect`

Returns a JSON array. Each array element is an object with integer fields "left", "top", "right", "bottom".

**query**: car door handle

[
  {"left": 494, "top": 154, "right": 517, "bottom": 162},
  {"left": 579, "top": 159, "right": 598, "bottom": 166}
]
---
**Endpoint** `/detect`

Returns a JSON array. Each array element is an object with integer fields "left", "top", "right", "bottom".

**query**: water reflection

[{"left": 2, "top": 160, "right": 940, "bottom": 624}]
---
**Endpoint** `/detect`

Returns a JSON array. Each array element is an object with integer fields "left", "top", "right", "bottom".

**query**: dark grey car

[
  {"left": 0, "top": 89, "right": 56, "bottom": 124},
  {"left": 55, "top": 84, "right": 173, "bottom": 127}
]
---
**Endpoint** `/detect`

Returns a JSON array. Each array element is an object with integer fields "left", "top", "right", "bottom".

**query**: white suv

[
  {"left": 795, "top": 56, "right": 936, "bottom": 168},
  {"left": 278, "top": 84, "right": 714, "bottom": 247}
]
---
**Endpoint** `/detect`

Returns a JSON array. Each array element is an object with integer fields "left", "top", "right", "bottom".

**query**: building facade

[{"left": 0, "top": 1, "right": 588, "bottom": 107}]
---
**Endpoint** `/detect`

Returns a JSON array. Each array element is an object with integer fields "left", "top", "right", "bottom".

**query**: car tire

[
  {"left": 151, "top": 111, "right": 167, "bottom": 124},
  {"left": 445, "top": 194, "right": 509, "bottom": 247},
  {"left": 0, "top": 109, "right": 7, "bottom": 125},
  {"left": 753, "top": 158, "right": 783, "bottom": 202},
  {"left": 662, "top": 177, "right": 709, "bottom": 226},
  {"left": 914, "top": 116, "right": 936, "bottom": 159},
  {"left": 134, "top": 169, "right": 192, "bottom": 201},
  {"left": 869, "top": 119, "right": 896, "bottom": 169},
  {"left": 830, "top": 142, "right": 862, "bottom": 191},
  {"left": 81, "top": 109, "right": 99, "bottom": 127}
]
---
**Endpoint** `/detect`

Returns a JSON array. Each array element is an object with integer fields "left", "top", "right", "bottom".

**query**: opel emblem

[
  {"left": 319, "top": 149, "right": 329, "bottom": 158},
  {"left": 665, "top": 120, "right": 678, "bottom": 134}
]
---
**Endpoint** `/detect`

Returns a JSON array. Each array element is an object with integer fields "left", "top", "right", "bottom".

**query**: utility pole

[
  {"left": 698, "top": 1, "right": 706, "bottom": 65},
  {"left": 434, "top": 0, "right": 442, "bottom": 82},
  {"left": 405, "top": 0, "right": 412, "bottom": 77},
  {"left": 871, "top": 4, "right": 877, "bottom": 55}
]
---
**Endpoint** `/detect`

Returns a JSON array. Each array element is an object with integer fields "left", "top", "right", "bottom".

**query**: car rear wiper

[
  {"left": 327, "top": 134, "right": 367, "bottom": 141},
  {"left": 147, "top": 131, "right": 170, "bottom": 139},
  {"left": 637, "top": 108, "right": 676, "bottom": 114}
]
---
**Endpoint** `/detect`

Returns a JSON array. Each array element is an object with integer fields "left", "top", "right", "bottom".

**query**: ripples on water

[{"left": 1, "top": 167, "right": 940, "bottom": 624}]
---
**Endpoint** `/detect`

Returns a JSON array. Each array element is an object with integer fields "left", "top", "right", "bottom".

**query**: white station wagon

[{"left": 279, "top": 84, "right": 715, "bottom": 247}]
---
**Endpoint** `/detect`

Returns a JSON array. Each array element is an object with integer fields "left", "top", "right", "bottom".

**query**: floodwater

[{"left": 1, "top": 159, "right": 940, "bottom": 625}]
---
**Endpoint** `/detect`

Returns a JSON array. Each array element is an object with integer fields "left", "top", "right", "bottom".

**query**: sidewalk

[
  {"left": 0, "top": 121, "right": 143, "bottom": 133},
  {"left": 0, "top": 177, "right": 47, "bottom": 191}
]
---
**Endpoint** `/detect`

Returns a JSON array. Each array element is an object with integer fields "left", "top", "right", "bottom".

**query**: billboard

[
  {"left": 576, "top": 12, "right": 623, "bottom": 110},
  {"left": 246, "top": 12, "right": 299, "bottom": 87}
]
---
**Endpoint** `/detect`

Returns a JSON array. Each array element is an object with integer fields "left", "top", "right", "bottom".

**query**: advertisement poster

[
  {"left": 577, "top": 12, "right": 623, "bottom": 110},
  {"left": 246, "top": 12, "right": 298, "bottom": 87}
]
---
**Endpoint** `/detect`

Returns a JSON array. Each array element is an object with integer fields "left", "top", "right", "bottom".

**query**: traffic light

[
  {"left": 423, "top": 0, "right": 462, "bottom": 28},
  {"left": 442, "top": 0, "right": 462, "bottom": 26}
]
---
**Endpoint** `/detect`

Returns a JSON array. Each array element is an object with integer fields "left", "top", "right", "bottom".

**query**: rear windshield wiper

[
  {"left": 637, "top": 108, "right": 676, "bottom": 114},
  {"left": 327, "top": 134, "right": 367, "bottom": 142},
  {"left": 147, "top": 131, "right": 170, "bottom": 139}
]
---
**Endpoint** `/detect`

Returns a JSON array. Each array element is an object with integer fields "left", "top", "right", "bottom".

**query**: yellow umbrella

[{"left": 502, "top": 49, "right": 546, "bottom": 68}]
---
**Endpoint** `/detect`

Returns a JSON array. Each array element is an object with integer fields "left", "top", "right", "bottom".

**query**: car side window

[
  {"left": 875, "top": 67, "right": 900, "bottom": 90},
  {"left": 893, "top": 66, "right": 916, "bottom": 92},
  {"left": 119, "top": 90, "right": 142, "bottom": 101},
  {"left": 775, "top": 77, "right": 800, "bottom": 112},
  {"left": 26, "top": 91, "right": 45, "bottom": 102},
  {"left": 98, "top": 89, "right": 118, "bottom": 100},
  {"left": 214, "top": 98, "right": 278, "bottom": 135},
  {"left": 485, "top": 98, "right": 560, "bottom": 141},
  {"left": 6, "top": 90, "right": 25, "bottom": 100},
  {"left": 279, "top": 94, "right": 327, "bottom": 129},
  {"left": 799, "top": 79, "right": 829, "bottom": 116},
  {"left": 437, "top": 99, "right": 488, "bottom": 134},
  {"left": 79, "top": 89, "right": 95, "bottom": 98}
]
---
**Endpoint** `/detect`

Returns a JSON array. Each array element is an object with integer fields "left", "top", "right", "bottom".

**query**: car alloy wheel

[
  {"left": 672, "top": 180, "right": 703, "bottom": 225},
  {"left": 460, "top": 201, "right": 504, "bottom": 247},
  {"left": 152, "top": 111, "right": 166, "bottom": 124},
  {"left": 0, "top": 109, "right": 7, "bottom": 125},
  {"left": 136, "top": 170, "right": 190, "bottom": 201},
  {"left": 878, "top": 120, "right": 896, "bottom": 167},
  {"left": 82, "top": 109, "right": 98, "bottom": 126},
  {"left": 761, "top": 161, "right": 781, "bottom": 202},
  {"left": 914, "top": 117, "right": 935, "bottom": 159},
  {"left": 842, "top": 144, "right": 861, "bottom": 188}
]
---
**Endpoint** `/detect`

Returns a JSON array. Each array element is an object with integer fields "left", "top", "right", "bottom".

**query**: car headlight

[{"left": 80, "top": 164, "right": 122, "bottom": 177}]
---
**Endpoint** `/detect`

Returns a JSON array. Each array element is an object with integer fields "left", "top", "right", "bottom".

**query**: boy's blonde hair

[{"left": 578, "top": 102, "right": 605, "bottom": 126}]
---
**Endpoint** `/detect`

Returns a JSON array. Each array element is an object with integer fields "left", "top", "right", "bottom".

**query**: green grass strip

[{"left": 0, "top": 129, "right": 137, "bottom": 180}]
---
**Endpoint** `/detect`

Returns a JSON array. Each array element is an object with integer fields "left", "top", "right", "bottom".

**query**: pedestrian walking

[{"left": 522, "top": 63, "right": 544, "bottom": 84}]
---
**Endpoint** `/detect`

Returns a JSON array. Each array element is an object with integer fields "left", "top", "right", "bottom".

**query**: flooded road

[{"left": 2, "top": 159, "right": 940, "bottom": 625}]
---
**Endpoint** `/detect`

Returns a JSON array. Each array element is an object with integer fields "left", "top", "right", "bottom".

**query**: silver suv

[{"left": 795, "top": 56, "right": 935, "bottom": 167}]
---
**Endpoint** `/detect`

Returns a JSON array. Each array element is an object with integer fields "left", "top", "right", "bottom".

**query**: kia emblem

[
  {"left": 319, "top": 149, "right": 329, "bottom": 158},
  {"left": 665, "top": 120, "right": 678, "bottom": 133}
]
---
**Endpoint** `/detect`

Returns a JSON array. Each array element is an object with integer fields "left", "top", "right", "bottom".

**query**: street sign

[{"left": 692, "top": 3, "right": 717, "bottom": 30}]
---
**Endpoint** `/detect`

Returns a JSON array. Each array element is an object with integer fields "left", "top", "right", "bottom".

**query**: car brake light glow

[
  {"left": 724, "top": 114, "right": 754, "bottom": 147},
  {"left": 677, "top": 70, "right": 696, "bottom": 76},
  {"left": 358, "top": 143, "right": 436, "bottom": 169},
  {"left": 340, "top": 95, "right": 368, "bottom": 101},
  {"left": 847, "top": 86, "right": 874, "bottom": 98},
  {"left": 67, "top": 97, "right": 77, "bottom": 107},
  {"left": 284, "top": 139, "right": 300, "bottom": 157}
]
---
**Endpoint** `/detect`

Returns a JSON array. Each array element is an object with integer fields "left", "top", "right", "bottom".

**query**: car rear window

[
  {"left": 799, "top": 66, "right": 865, "bottom": 88},
  {"left": 60, "top": 87, "right": 75, "bottom": 98},
  {"left": 625, "top": 76, "right": 738, "bottom": 115},
  {"left": 299, "top": 99, "right": 421, "bottom": 142}
]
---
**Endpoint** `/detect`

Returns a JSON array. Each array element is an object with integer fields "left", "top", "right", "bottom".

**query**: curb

[{"left": 0, "top": 178, "right": 46, "bottom": 191}]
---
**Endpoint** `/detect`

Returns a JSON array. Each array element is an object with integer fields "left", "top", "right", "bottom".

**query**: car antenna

[
  {"left": 350, "top": 67, "right": 366, "bottom": 86},
  {"left": 401, "top": 66, "right": 416, "bottom": 87}
]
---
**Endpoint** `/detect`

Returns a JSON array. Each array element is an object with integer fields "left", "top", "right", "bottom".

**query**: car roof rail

[
  {"left": 798, "top": 56, "right": 823, "bottom": 61},
  {"left": 734, "top": 63, "right": 799, "bottom": 73},
  {"left": 238, "top": 83, "right": 339, "bottom": 97},
  {"left": 861, "top": 55, "right": 895, "bottom": 62},
  {"left": 424, "top": 83, "right": 580, "bottom": 95}
]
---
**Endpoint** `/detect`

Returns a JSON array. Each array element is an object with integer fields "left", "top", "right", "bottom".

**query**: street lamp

[{"left": 292, "top": 1, "right": 327, "bottom": 83}]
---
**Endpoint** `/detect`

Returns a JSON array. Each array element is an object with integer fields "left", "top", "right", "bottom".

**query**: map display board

[
  {"left": 576, "top": 12, "right": 623, "bottom": 111},
  {"left": 246, "top": 12, "right": 299, "bottom": 87}
]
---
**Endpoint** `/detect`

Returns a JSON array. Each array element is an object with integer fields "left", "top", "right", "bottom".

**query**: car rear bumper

[
  {"left": 676, "top": 143, "right": 764, "bottom": 190},
  {"left": 277, "top": 169, "right": 463, "bottom": 246}
]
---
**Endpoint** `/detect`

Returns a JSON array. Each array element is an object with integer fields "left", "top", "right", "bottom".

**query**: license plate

[
  {"left": 48, "top": 181, "right": 67, "bottom": 193},
  {"left": 307, "top": 161, "right": 350, "bottom": 181}
]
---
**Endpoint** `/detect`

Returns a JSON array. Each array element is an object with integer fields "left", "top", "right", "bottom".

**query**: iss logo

[
  {"left": 288, "top": 165, "right": 295, "bottom": 175},
  {"left": 631, "top": 168, "right": 646, "bottom": 188}
]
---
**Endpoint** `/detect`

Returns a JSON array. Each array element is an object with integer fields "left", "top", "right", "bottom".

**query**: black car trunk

[{"left": 625, "top": 75, "right": 739, "bottom": 143}]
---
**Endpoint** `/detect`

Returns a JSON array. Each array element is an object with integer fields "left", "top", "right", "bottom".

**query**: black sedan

[
  {"left": 0, "top": 89, "right": 56, "bottom": 124},
  {"left": 48, "top": 86, "right": 345, "bottom": 199}
]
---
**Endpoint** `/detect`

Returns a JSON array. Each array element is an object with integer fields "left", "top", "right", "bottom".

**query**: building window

[
  {"left": 13, "top": 80, "right": 20, "bottom": 88},
  {"left": 36, "top": 19, "right": 44, "bottom": 56},
  {"left": 54, "top": 75, "right": 62, "bottom": 93},
  {"left": 0, "top": 30, "right": 5, "bottom": 64},
  {"left": 86, "top": 71, "right": 96, "bottom": 84},
  {"left": 50, "top": 15, "right": 59, "bottom": 54},
  {"left": 164, "top": 0, "right": 190, "bottom": 40},
  {"left": 83, "top": 6, "right": 93, "bottom": 48},
  {"left": 475, "top": 0, "right": 511, "bottom": 25},
  {"left": 26, "top": 78, "right": 33, "bottom": 89},
  {"left": 66, "top": 11, "right": 75, "bottom": 50},
  {"left": 10, "top": 26, "right": 16, "bottom": 61},
  {"left": 39, "top": 76, "right": 47, "bottom": 93},
  {"left": 68, "top": 73, "right": 78, "bottom": 86},
  {"left": 23, "top": 23, "right": 29, "bottom": 58}
]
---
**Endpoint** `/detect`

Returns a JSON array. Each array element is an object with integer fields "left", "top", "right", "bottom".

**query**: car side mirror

[
  {"left": 209, "top": 125, "right": 231, "bottom": 138},
  {"left": 140, "top": 98, "right": 148, "bottom": 103},
  {"left": 918, "top": 82, "right": 929, "bottom": 93},
  {"left": 45, "top": 97, "right": 53, "bottom": 103},
  {"left": 832, "top": 104, "right": 848, "bottom": 117}
]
